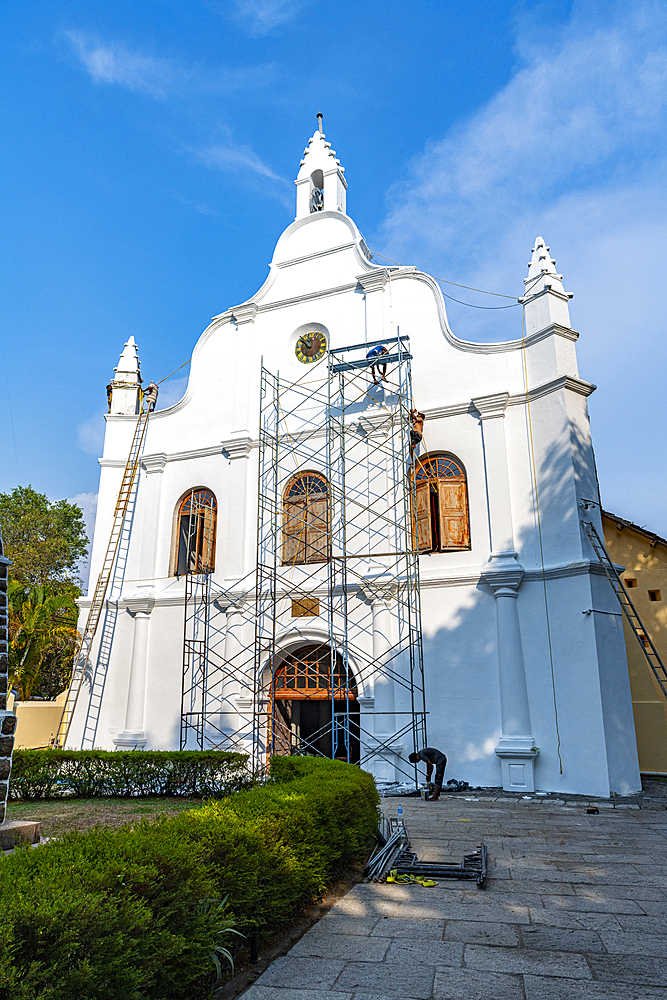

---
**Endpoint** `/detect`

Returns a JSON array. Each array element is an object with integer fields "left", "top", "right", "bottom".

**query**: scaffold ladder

[
  {"left": 581, "top": 517, "right": 667, "bottom": 700},
  {"left": 54, "top": 385, "right": 158, "bottom": 747}
]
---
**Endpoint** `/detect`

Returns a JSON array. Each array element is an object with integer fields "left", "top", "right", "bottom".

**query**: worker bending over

[
  {"left": 409, "top": 747, "right": 447, "bottom": 801},
  {"left": 366, "top": 344, "right": 389, "bottom": 383}
]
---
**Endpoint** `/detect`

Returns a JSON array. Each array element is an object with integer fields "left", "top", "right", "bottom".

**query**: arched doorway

[{"left": 270, "top": 643, "right": 360, "bottom": 762}]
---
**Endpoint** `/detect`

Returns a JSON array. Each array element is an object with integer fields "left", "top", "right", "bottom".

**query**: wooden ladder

[{"left": 54, "top": 386, "right": 158, "bottom": 747}]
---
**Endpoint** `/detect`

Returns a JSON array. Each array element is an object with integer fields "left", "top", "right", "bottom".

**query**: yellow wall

[
  {"left": 7, "top": 691, "right": 66, "bottom": 749},
  {"left": 602, "top": 514, "right": 667, "bottom": 772}
]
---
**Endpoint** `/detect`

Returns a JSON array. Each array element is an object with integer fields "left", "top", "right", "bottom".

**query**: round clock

[{"left": 295, "top": 331, "right": 327, "bottom": 364}]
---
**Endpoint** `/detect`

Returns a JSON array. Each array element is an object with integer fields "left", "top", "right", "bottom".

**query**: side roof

[{"left": 602, "top": 510, "right": 667, "bottom": 551}]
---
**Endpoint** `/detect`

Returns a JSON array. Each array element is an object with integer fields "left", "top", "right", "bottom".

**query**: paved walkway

[{"left": 241, "top": 794, "right": 667, "bottom": 1000}]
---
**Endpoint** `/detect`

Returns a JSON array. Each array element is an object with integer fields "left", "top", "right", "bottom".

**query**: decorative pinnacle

[
  {"left": 114, "top": 336, "right": 142, "bottom": 383},
  {"left": 316, "top": 112, "right": 324, "bottom": 135}
]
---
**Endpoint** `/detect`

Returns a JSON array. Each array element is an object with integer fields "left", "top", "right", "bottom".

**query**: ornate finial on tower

[
  {"left": 294, "top": 122, "right": 347, "bottom": 220},
  {"left": 521, "top": 236, "right": 573, "bottom": 336},
  {"left": 108, "top": 336, "right": 143, "bottom": 415}
]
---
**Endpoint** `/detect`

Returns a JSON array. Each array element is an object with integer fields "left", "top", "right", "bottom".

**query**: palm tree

[{"left": 8, "top": 582, "right": 79, "bottom": 701}]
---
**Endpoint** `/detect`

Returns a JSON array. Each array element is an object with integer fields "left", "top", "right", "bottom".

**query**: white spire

[
  {"left": 114, "top": 336, "right": 142, "bottom": 384},
  {"left": 294, "top": 117, "right": 347, "bottom": 219},
  {"left": 522, "top": 237, "right": 573, "bottom": 336},
  {"left": 108, "top": 336, "right": 143, "bottom": 415}
]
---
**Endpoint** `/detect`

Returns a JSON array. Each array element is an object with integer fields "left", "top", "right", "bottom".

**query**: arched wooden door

[{"left": 270, "top": 643, "right": 360, "bottom": 762}]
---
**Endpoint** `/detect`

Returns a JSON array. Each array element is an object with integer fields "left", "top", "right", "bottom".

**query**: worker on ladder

[{"left": 143, "top": 381, "right": 159, "bottom": 411}]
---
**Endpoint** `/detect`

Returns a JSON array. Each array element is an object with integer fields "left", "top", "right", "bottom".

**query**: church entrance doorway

[{"left": 271, "top": 643, "right": 360, "bottom": 763}]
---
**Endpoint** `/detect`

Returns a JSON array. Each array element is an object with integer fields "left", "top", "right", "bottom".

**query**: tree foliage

[
  {"left": 0, "top": 485, "right": 88, "bottom": 588},
  {"left": 8, "top": 582, "right": 79, "bottom": 701}
]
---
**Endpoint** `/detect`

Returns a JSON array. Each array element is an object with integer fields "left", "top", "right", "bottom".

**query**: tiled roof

[{"left": 602, "top": 510, "right": 667, "bottom": 550}]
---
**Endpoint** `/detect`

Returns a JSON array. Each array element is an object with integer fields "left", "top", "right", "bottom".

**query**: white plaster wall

[{"left": 69, "top": 199, "right": 640, "bottom": 795}]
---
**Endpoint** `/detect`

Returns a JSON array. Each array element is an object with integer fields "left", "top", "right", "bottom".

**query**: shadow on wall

[{"left": 421, "top": 402, "right": 635, "bottom": 793}]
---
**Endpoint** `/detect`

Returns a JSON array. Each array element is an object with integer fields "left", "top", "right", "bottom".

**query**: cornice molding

[
  {"left": 77, "top": 557, "right": 610, "bottom": 613},
  {"left": 101, "top": 439, "right": 259, "bottom": 471},
  {"left": 276, "top": 242, "right": 357, "bottom": 269},
  {"left": 424, "top": 374, "right": 596, "bottom": 424}
]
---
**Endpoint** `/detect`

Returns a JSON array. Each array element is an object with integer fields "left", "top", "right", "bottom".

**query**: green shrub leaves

[
  {"left": 0, "top": 757, "right": 378, "bottom": 1000},
  {"left": 10, "top": 750, "right": 250, "bottom": 800}
]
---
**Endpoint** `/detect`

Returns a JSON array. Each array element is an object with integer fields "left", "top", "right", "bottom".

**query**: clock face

[{"left": 295, "top": 331, "right": 327, "bottom": 364}]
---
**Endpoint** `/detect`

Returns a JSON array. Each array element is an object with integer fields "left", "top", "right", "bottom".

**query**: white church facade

[{"left": 70, "top": 125, "right": 641, "bottom": 798}]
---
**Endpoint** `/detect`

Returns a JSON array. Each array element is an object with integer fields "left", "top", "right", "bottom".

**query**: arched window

[
  {"left": 273, "top": 644, "right": 357, "bottom": 700},
  {"left": 282, "top": 472, "right": 329, "bottom": 565},
  {"left": 413, "top": 455, "right": 470, "bottom": 552},
  {"left": 175, "top": 488, "right": 217, "bottom": 575}
]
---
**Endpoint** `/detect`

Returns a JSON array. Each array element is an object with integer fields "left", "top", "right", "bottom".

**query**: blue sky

[{"left": 2, "top": 0, "right": 666, "bottom": 556}]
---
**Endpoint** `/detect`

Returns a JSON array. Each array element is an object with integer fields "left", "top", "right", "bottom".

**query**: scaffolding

[
  {"left": 251, "top": 334, "right": 427, "bottom": 779},
  {"left": 178, "top": 336, "right": 427, "bottom": 781}
]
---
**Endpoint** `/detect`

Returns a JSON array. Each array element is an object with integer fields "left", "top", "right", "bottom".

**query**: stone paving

[{"left": 242, "top": 794, "right": 667, "bottom": 999}]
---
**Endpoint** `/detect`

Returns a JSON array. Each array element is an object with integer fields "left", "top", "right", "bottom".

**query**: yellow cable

[{"left": 521, "top": 307, "right": 563, "bottom": 775}]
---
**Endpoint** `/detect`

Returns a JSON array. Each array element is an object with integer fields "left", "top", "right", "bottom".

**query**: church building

[{"left": 69, "top": 124, "right": 641, "bottom": 798}]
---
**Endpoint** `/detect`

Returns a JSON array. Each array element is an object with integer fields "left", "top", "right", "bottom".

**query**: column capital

[
  {"left": 231, "top": 302, "right": 258, "bottom": 325},
  {"left": 356, "top": 269, "right": 391, "bottom": 294},
  {"left": 141, "top": 453, "right": 167, "bottom": 474},
  {"left": 358, "top": 574, "right": 397, "bottom": 605},
  {"left": 482, "top": 553, "right": 524, "bottom": 596},
  {"left": 472, "top": 392, "right": 510, "bottom": 420},
  {"left": 125, "top": 592, "right": 155, "bottom": 616},
  {"left": 222, "top": 435, "right": 254, "bottom": 460}
]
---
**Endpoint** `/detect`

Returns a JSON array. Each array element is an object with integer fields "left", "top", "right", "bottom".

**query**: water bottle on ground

[{"left": 397, "top": 803, "right": 403, "bottom": 823}]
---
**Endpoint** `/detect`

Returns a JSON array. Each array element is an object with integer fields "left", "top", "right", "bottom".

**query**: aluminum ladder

[
  {"left": 54, "top": 384, "right": 158, "bottom": 747},
  {"left": 581, "top": 515, "right": 667, "bottom": 700}
]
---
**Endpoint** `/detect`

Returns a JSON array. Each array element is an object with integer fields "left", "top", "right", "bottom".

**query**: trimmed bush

[
  {"left": 0, "top": 757, "right": 379, "bottom": 1000},
  {"left": 9, "top": 749, "right": 250, "bottom": 800}
]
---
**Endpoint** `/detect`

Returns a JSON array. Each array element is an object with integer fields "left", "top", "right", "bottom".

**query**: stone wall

[{"left": 0, "top": 527, "right": 17, "bottom": 823}]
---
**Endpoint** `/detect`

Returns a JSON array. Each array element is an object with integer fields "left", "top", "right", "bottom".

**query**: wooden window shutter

[
  {"left": 437, "top": 481, "right": 469, "bottom": 550},
  {"left": 282, "top": 500, "right": 306, "bottom": 564},
  {"left": 414, "top": 481, "right": 433, "bottom": 552},
  {"left": 306, "top": 499, "right": 328, "bottom": 563},
  {"left": 201, "top": 503, "right": 216, "bottom": 571}
]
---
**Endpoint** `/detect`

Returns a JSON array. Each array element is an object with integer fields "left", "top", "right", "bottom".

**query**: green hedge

[
  {"left": 9, "top": 750, "right": 250, "bottom": 800},
  {"left": 0, "top": 757, "right": 379, "bottom": 1000}
]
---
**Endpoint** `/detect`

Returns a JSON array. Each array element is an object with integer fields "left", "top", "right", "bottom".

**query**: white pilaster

[
  {"left": 357, "top": 270, "right": 390, "bottom": 344},
  {"left": 138, "top": 454, "right": 167, "bottom": 579},
  {"left": 359, "top": 576, "right": 402, "bottom": 781},
  {"left": 473, "top": 393, "right": 538, "bottom": 793},
  {"left": 114, "top": 592, "right": 155, "bottom": 748}
]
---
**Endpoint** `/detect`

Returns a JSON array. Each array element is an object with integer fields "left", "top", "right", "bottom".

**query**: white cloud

[
  {"left": 63, "top": 30, "right": 177, "bottom": 97},
  {"left": 231, "top": 0, "right": 310, "bottom": 34},
  {"left": 155, "top": 375, "right": 188, "bottom": 410},
  {"left": 77, "top": 411, "right": 106, "bottom": 457},
  {"left": 194, "top": 140, "right": 285, "bottom": 183},
  {"left": 377, "top": 1, "right": 667, "bottom": 535},
  {"left": 68, "top": 491, "right": 98, "bottom": 590},
  {"left": 62, "top": 29, "right": 276, "bottom": 98},
  {"left": 192, "top": 136, "right": 291, "bottom": 206}
]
